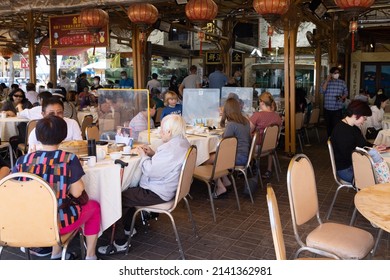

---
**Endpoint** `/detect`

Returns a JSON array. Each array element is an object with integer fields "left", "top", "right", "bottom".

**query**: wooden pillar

[
  {"left": 27, "top": 11, "right": 37, "bottom": 84},
  {"left": 131, "top": 26, "right": 148, "bottom": 89},
  {"left": 49, "top": 49, "right": 57, "bottom": 86},
  {"left": 283, "top": 20, "right": 299, "bottom": 154},
  {"left": 329, "top": 15, "right": 338, "bottom": 67},
  {"left": 221, "top": 18, "right": 234, "bottom": 77}
]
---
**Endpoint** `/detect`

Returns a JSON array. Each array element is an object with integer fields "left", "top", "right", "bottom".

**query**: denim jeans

[{"left": 337, "top": 166, "right": 354, "bottom": 183}]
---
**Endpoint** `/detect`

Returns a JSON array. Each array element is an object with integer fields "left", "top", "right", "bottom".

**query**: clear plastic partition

[
  {"left": 255, "top": 88, "right": 284, "bottom": 111},
  {"left": 221, "top": 87, "right": 254, "bottom": 116},
  {"left": 96, "top": 89, "right": 149, "bottom": 141},
  {"left": 182, "top": 88, "right": 220, "bottom": 126}
]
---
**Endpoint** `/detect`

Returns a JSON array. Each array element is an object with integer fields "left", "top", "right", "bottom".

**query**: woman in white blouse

[{"left": 369, "top": 94, "right": 389, "bottom": 130}]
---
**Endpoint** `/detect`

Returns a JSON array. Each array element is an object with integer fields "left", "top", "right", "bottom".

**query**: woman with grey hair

[{"left": 98, "top": 114, "right": 190, "bottom": 255}]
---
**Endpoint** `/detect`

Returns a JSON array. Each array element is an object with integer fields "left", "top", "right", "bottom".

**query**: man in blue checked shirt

[{"left": 320, "top": 66, "right": 348, "bottom": 137}]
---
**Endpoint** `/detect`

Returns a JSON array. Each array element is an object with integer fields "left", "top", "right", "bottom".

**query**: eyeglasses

[{"left": 13, "top": 95, "right": 23, "bottom": 98}]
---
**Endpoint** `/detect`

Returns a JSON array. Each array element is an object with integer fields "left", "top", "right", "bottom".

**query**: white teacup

[
  {"left": 96, "top": 148, "right": 106, "bottom": 161},
  {"left": 1, "top": 112, "right": 7, "bottom": 118},
  {"left": 123, "top": 146, "right": 131, "bottom": 154},
  {"left": 87, "top": 156, "right": 96, "bottom": 167}
]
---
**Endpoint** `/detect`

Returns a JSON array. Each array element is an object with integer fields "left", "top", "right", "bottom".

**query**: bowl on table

[{"left": 109, "top": 152, "right": 122, "bottom": 160}]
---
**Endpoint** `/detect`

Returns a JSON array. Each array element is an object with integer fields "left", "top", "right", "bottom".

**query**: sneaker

[
  {"left": 262, "top": 170, "right": 272, "bottom": 179},
  {"left": 20, "top": 247, "right": 52, "bottom": 257},
  {"left": 97, "top": 241, "right": 128, "bottom": 255},
  {"left": 124, "top": 227, "right": 137, "bottom": 237}
]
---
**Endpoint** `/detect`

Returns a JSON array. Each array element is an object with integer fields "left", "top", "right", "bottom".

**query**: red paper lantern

[
  {"left": 253, "top": 0, "right": 290, "bottom": 22},
  {"left": 334, "top": 0, "right": 375, "bottom": 10},
  {"left": 185, "top": 0, "right": 218, "bottom": 26},
  {"left": 0, "top": 48, "right": 13, "bottom": 60},
  {"left": 127, "top": 3, "right": 159, "bottom": 28},
  {"left": 80, "top": 8, "right": 109, "bottom": 33}
]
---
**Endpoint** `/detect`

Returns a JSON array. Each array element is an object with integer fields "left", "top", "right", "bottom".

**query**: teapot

[{"left": 96, "top": 147, "right": 107, "bottom": 161}]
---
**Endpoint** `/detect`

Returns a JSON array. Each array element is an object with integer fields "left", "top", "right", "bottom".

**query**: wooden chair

[
  {"left": 125, "top": 146, "right": 198, "bottom": 260},
  {"left": 287, "top": 154, "right": 374, "bottom": 259},
  {"left": 193, "top": 137, "right": 240, "bottom": 222},
  {"left": 80, "top": 114, "right": 93, "bottom": 140},
  {"left": 17, "top": 119, "right": 38, "bottom": 156},
  {"left": 235, "top": 132, "right": 258, "bottom": 203},
  {"left": 303, "top": 108, "right": 320, "bottom": 144},
  {"left": 85, "top": 125, "right": 100, "bottom": 141},
  {"left": 351, "top": 149, "right": 383, "bottom": 255},
  {"left": 326, "top": 139, "right": 356, "bottom": 220},
  {"left": 154, "top": 107, "right": 164, "bottom": 127},
  {"left": 255, "top": 125, "right": 280, "bottom": 188},
  {"left": 0, "top": 172, "right": 84, "bottom": 260}
]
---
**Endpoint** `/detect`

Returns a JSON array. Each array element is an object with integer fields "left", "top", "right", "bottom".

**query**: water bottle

[{"left": 87, "top": 139, "right": 96, "bottom": 157}]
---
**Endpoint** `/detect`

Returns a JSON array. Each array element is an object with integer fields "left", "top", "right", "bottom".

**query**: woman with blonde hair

[
  {"left": 208, "top": 98, "right": 251, "bottom": 198},
  {"left": 249, "top": 91, "right": 282, "bottom": 180}
]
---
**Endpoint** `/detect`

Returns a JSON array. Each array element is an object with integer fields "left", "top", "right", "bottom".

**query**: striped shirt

[{"left": 320, "top": 79, "right": 348, "bottom": 110}]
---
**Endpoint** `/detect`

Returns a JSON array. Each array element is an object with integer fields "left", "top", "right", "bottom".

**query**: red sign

[
  {"left": 49, "top": 14, "right": 109, "bottom": 49},
  {"left": 21, "top": 57, "right": 29, "bottom": 69}
]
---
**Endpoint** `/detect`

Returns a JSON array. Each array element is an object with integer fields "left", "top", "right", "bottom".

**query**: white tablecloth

[
  {"left": 0, "top": 117, "right": 29, "bottom": 141},
  {"left": 82, "top": 155, "right": 142, "bottom": 234},
  {"left": 374, "top": 129, "right": 390, "bottom": 146},
  {"left": 138, "top": 129, "right": 221, "bottom": 166},
  {"left": 382, "top": 120, "right": 390, "bottom": 130}
]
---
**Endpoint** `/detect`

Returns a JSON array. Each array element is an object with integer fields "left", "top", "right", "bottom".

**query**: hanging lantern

[
  {"left": 267, "top": 26, "right": 274, "bottom": 51},
  {"left": 349, "top": 20, "right": 358, "bottom": 52},
  {"left": 253, "top": 0, "right": 290, "bottom": 23},
  {"left": 185, "top": 0, "right": 218, "bottom": 26},
  {"left": 80, "top": 8, "right": 109, "bottom": 33},
  {"left": 334, "top": 0, "right": 375, "bottom": 11},
  {"left": 80, "top": 8, "right": 109, "bottom": 55},
  {"left": 127, "top": 3, "right": 159, "bottom": 29},
  {"left": 0, "top": 48, "right": 13, "bottom": 60}
]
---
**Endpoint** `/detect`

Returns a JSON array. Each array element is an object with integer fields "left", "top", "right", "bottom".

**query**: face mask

[
  {"left": 61, "top": 75, "right": 66, "bottom": 79},
  {"left": 121, "top": 76, "right": 126, "bottom": 79},
  {"left": 236, "top": 76, "right": 241, "bottom": 81},
  {"left": 93, "top": 80, "right": 99, "bottom": 85},
  {"left": 378, "top": 90, "right": 383, "bottom": 95},
  {"left": 332, "top": 73, "right": 340, "bottom": 79}
]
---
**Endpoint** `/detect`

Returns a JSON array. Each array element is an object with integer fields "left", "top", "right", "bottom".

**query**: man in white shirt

[
  {"left": 58, "top": 71, "right": 71, "bottom": 93},
  {"left": 146, "top": 73, "right": 162, "bottom": 93},
  {"left": 19, "top": 91, "right": 52, "bottom": 120},
  {"left": 28, "top": 97, "right": 82, "bottom": 152},
  {"left": 25, "top": 83, "right": 39, "bottom": 105}
]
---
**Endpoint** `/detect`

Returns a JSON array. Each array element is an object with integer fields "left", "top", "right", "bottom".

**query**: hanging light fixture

[
  {"left": 80, "top": 8, "right": 109, "bottom": 55},
  {"left": 127, "top": 3, "right": 159, "bottom": 42},
  {"left": 185, "top": 0, "right": 218, "bottom": 26},
  {"left": 185, "top": 0, "right": 217, "bottom": 55},
  {"left": 253, "top": 0, "right": 290, "bottom": 23},
  {"left": 0, "top": 48, "right": 13, "bottom": 60}
]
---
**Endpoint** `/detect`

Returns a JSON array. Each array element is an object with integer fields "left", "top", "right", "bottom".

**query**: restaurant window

[{"left": 361, "top": 62, "right": 390, "bottom": 96}]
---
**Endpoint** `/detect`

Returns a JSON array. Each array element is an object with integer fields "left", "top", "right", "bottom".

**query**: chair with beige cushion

[
  {"left": 80, "top": 114, "right": 93, "bottom": 140},
  {"left": 0, "top": 172, "right": 83, "bottom": 260},
  {"left": 287, "top": 154, "right": 374, "bottom": 259},
  {"left": 235, "top": 132, "right": 258, "bottom": 203},
  {"left": 125, "top": 146, "right": 198, "bottom": 259},
  {"left": 193, "top": 137, "right": 240, "bottom": 222},
  {"left": 351, "top": 149, "right": 383, "bottom": 255},
  {"left": 326, "top": 138, "right": 356, "bottom": 220},
  {"left": 295, "top": 112, "right": 305, "bottom": 152},
  {"left": 303, "top": 108, "right": 320, "bottom": 144},
  {"left": 266, "top": 183, "right": 332, "bottom": 260},
  {"left": 17, "top": 119, "right": 38, "bottom": 155}
]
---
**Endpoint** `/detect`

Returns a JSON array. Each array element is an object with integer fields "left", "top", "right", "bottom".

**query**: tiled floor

[{"left": 2, "top": 125, "right": 390, "bottom": 260}]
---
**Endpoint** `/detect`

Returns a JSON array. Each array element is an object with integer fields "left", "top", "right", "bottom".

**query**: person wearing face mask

[
  {"left": 90, "top": 76, "right": 103, "bottom": 91},
  {"left": 234, "top": 70, "right": 242, "bottom": 87},
  {"left": 119, "top": 70, "right": 134, "bottom": 89},
  {"left": 58, "top": 71, "right": 71, "bottom": 93},
  {"left": 320, "top": 66, "right": 348, "bottom": 137}
]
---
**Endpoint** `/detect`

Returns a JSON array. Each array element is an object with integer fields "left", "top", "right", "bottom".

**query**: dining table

[
  {"left": 373, "top": 129, "right": 390, "bottom": 146},
  {"left": 0, "top": 116, "right": 29, "bottom": 141},
  {"left": 137, "top": 127, "right": 223, "bottom": 166},
  {"left": 354, "top": 183, "right": 390, "bottom": 233},
  {"left": 81, "top": 154, "right": 142, "bottom": 234}
]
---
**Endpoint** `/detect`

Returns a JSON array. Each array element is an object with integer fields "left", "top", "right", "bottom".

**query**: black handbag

[{"left": 366, "top": 127, "right": 379, "bottom": 140}]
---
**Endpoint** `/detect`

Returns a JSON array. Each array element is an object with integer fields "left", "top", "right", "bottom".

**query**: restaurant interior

[{"left": 0, "top": 0, "right": 389, "bottom": 261}]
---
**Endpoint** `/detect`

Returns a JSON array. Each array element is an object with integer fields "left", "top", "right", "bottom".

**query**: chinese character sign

[{"left": 49, "top": 14, "right": 109, "bottom": 49}]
